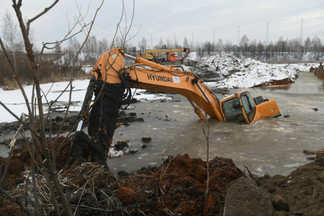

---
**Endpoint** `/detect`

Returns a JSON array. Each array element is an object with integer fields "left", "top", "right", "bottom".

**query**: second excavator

[{"left": 70, "top": 48, "right": 281, "bottom": 166}]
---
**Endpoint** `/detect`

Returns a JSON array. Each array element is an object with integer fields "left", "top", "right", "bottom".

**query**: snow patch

[
  {"left": 0, "top": 81, "right": 173, "bottom": 123},
  {"left": 196, "top": 54, "right": 317, "bottom": 89}
]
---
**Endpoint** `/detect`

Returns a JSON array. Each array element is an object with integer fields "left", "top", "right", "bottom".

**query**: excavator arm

[{"left": 90, "top": 48, "right": 223, "bottom": 120}]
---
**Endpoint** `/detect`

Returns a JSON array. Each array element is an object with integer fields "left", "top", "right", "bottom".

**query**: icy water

[{"left": 109, "top": 72, "right": 324, "bottom": 176}]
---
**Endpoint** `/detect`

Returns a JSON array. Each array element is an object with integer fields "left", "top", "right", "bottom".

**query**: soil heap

[{"left": 0, "top": 136, "right": 323, "bottom": 216}]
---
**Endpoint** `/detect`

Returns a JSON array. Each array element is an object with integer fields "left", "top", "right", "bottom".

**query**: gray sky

[{"left": 1, "top": 0, "right": 323, "bottom": 49}]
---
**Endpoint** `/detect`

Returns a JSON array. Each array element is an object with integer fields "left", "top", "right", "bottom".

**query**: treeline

[
  {"left": 1, "top": 34, "right": 323, "bottom": 88},
  {"left": 195, "top": 35, "right": 324, "bottom": 61},
  {"left": 65, "top": 34, "right": 324, "bottom": 62}
]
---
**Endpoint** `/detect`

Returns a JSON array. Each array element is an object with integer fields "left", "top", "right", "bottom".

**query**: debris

[
  {"left": 164, "top": 115, "right": 171, "bottom": 121},
  {"left": 114, "top": 141, "right": 129, "bottom": 151},
  {"left": 141, "top": 137, "right": 152, "bottom": 143},
  {"left": 312, "top": 62, "right": 324, "bottom": 80}
]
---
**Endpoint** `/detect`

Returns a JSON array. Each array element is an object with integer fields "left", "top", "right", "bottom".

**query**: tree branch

[{"left": 26, "top": 0, "right": 59, "bottom": 34}]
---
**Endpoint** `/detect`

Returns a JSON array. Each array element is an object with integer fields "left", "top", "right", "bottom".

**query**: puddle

[{"left": 109, "top": 72, "right": 324, "bottom": 176}]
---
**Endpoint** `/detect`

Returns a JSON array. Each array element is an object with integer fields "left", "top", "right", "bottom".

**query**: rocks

[
  {"left": 224, "top": 177, "right": 275, "bottom": 216},
  {"left": 272, "top": 194, "right": 289, "bottom": 211},
  {"left": 114, "top": 141, "right": 129, "bottom": 151},
  {"left": 141, "top": 137, "right": 152, "bottom": 143}
]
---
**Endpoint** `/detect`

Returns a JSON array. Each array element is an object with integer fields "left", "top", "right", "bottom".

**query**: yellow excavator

[
  {"left": 139, "top": 48, "right": 190, "bottom": 63},
  {"left": 71, "top": 48, "right": 280, "bottom": 166}
]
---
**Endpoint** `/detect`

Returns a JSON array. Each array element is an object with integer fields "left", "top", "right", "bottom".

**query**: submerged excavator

[{"left": 70, "top": 48, "right": 281, "bottom": 166}]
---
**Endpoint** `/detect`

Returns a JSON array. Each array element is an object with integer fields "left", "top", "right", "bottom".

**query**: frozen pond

[{"left": 109, "top": 72, "right": 324, "bottom": 176}]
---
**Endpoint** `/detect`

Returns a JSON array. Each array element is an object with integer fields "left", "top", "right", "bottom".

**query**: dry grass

[{"left": 2, "top": 78, "right": 19, "bottom": 90}]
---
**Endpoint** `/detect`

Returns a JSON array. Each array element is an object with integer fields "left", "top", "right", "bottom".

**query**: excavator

[
  {"left": 139, "top": 48, "right": 190, "bottom": 63},
  {"left": 71, "top": 48, "right": 280, "bottom": 166}
]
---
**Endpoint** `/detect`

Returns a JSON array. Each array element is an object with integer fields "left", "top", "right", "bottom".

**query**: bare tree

[
  {"left": 0, "top": 0, "right": 138, "bottom": 215},
  {"left": 1, "top": 11, "right": 23, "bottom": 52},
  {"left": 0, "top": 0, "right": 105, "bottom": 215},
  {"left": 1, "top": 11, "right": 23, "bottom": 79},
  {"left": 138, "top": 37, "right": 147, "bottom": 52}
]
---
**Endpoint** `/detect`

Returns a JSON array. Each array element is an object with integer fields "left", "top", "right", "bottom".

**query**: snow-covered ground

[
  {"left": 0, "top": 80, "right": 173, "bottom": 123},
  {"left": 196, "top": 54, "right": 317, "bottom": 89}
]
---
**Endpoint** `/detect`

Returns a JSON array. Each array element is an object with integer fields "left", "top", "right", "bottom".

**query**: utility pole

[
  {"left": 298, "top": 18, "right": 304, "bottom": 60},
  {"left": 266, "top": 21, "right": 269, "bottom": 46},
  {"left": 237, "top": 25, "right": 240, "bottom": 46},
  {"left": 174, "top": 33, "right": 176, "bottom": 48},
  {"left": 299, "top": 18, "right": 304, "bottom": 44}
]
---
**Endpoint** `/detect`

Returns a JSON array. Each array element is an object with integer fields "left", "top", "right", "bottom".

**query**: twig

[
  {"left": 244, "top": 165, "right": 256, "bottom": 182},
  {"left": 202, "top": 124, "right": 210, "bottom": 198}
]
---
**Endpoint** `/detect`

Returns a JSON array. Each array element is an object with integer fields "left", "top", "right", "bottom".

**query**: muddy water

[{"left": 109, "top": 72, "right": 324, "bottom": 176}]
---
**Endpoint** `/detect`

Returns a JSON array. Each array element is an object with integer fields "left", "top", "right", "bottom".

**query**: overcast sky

[{"left": 1, "top": 0, "right": 323, "bottom": 49}]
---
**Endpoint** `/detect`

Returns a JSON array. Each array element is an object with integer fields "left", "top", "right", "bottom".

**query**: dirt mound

[
  {"left": 0, "top": 141, "right": 244, "bottom": 216},
  {"left": 1, "top": 136, "right": 324, "bottom": 216},
  {"left": 224, "top": 177, "right": 275, "bottom": 216},
  {"left": 258, "top": 157, "right": 324, "bottom": 216},
  {"left": 120, "top": 154, "right": 244, "bottom": 215}
]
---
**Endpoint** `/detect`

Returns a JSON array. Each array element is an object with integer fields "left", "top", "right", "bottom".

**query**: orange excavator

[
  {"left": 71, "top": 48, "right": 280, "bottom": 166},
  {"left": 140, "top": 48, "right": 190, "bottom": 63}
]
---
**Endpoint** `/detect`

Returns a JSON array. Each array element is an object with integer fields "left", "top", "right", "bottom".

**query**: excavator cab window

[
  {"left": 222, "top": 98, "right": 245, "bottom": 122},
  {"left": 240, "top": 92, "right": 256, "bottom": 123}
]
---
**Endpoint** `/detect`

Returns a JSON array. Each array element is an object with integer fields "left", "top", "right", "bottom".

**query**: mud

[
  {"left": 0, "top": 106, "right": 143, "bottom": 148},
  {"left": 0, "top": 136, "right": 71, "bottom": 189},
  {"left": 1, "top": 139, "right": 324, "bottom": 216},
  {"left": 254, "top": 77, "right": 294, "bottom": 87}
]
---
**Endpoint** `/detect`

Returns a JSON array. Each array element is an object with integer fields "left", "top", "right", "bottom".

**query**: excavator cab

[{"left": 220, "top": 91, "right": 280, "bottom": 124}]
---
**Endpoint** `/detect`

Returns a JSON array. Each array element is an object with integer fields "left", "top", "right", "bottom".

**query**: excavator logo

[{"left": 147, "top": 74, "right": 173, "bottom": 83}]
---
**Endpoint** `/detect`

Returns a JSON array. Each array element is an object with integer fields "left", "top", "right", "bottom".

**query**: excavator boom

[{"left": 89, "top": 48, "right": 280, "bottom": 124}]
